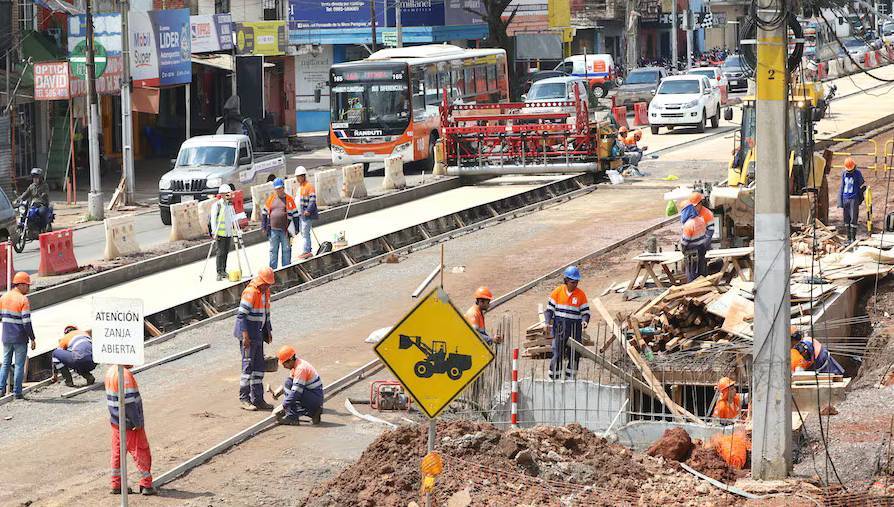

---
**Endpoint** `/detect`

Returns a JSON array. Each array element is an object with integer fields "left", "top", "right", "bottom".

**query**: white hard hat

[
  {"left": 219, "top": 184, "right": 233, "bottom": 194},
  {"left": 295, "top": 166, "right": 308, "bottom": 177}
]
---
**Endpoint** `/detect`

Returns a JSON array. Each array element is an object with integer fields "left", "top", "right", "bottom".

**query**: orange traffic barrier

[
  {"left": 817, "top": 62, "right": 827, "bottom": 80},
  {"left": 612, "top": 106, "right": 628, "bottom": 129},
  {"left": 632, "top": 102, "right": 649, "bottom": 126},
  {"left": 231, "top": 190, "right": 249, "bottom": 228},
  {"left": 888, "top": 46, "right": 894, "bottom": 61},
  {"left": 0, "top": 241, "right": 14, "bottom": 289},
  {"left": 38, "top": 229, "right": 79, "bottom": 276},
  {"left": 719, "top": 84, "right": 729, "bottom": 104}
]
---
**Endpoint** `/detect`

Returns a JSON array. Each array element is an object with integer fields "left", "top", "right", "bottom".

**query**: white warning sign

[{"left": 92, "top": 297, "right": 145, "bottom": 366}]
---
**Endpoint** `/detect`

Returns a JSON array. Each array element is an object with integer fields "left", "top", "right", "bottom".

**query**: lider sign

[{"left": 92, "top": 297, "right": 145, "bottom": 366}]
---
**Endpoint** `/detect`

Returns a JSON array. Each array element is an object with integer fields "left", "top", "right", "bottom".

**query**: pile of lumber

[
  {"left": 791, "top": 222, "right": 846, "bottom": 256},
  {"left": 523, "top": 305, "right": 593, "bottom": 358}
]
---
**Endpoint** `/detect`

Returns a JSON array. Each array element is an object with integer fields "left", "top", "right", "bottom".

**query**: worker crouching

[
  {"left": 545, "top": 266, "right": 590, "bottom": 380},
  {"left": 52, "top": 325, "right": 96, "bottom": 387},
  {"left": 680, "top": 193, "right": 711, "bottom": 281},
  {"left": 105, "top": 366, "right": 156, "bottom": 495},
  {"left": 235, "top": 266, "right": 276, "bottom": 411},
  {"left": 276, "top": 345, "right": 323, "bottom": 426},
  {"left": 791, "top": 327, "right": 844, "bottom": 375}
]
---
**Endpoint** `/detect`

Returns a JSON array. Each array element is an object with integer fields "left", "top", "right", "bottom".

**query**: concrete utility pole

[
  {"left": 85, "top": 0, "right": 104, "bottom": 219},
  {"left": 370, "top": 0, "right": 378, "bottom": 52},
  {"left": 625, "top": 0, "right": 639, "bottom": 67},
  {"left": 120, "top": 0, "right": 135, "bottom": 205},
  {"left": 751, "top": 0, "right": 792, "bottom": 480},
  {"left": 671, "top": 0, "right": 678, "bottom": 66},
  {"left": 396, "top": 0, "right": 403, "bottom": 48},
  {"left": 684, "top": 9, "right": 693, "bottom": 70}
]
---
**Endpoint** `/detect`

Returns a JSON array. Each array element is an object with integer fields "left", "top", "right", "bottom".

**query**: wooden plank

[
  {"left": 624, "top": 343, "right": 705, "bottom": 425},
  {"left": 592, "top": 297, "right": 625, "bottom": 346},
  {"left": 634, "top": 288, "right": 672, "bottom": 319}
]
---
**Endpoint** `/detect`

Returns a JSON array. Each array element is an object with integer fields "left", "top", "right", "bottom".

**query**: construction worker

[
  {"left": 791, "top": 327, "right": 844, "bottom": 375},
  {"left": 545, "top": 266, "right": 590, "bottom": 380},
  {"left": 680, "top": 202, "right": 708, "bottom": 282},
  {"left": 295, "top": 166, "right": 319, "bottom": 260},
  {"left": 464, "top": 286, "right": 502, "bottom": 345},
  {"left": 208, "top": 184, "right": 238, "bottom": 281},
  {"left": 622, "top": 130, "right": 648, "bottom": 174},
  {"left": 52, "top": 325, "right": 96, "bottom": 387},
  {"left": 275, "top": 345, "right": 323, "bottom": 425},
  {"left": 712, "top": 376, "right": 742, "bottom": 423},
  {"left": 0, "top": 272, "right": 36, "bottom": 399},
  {"left": 105, "top": 365, "right": 156, "bottom": 495},
  {"left": 262, "top": 178, "right": 300, "bottom": 269},
  {"left": 839, "top": 157, "right": 866, "bottom": 244},
  {"left": 235, "top": 266, "right": 276, "bottom": 411}
]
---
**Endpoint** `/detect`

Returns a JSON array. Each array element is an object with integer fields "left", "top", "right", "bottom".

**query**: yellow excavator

[{"left": 710, "top": 82, "right": 831, "bottom": 246}]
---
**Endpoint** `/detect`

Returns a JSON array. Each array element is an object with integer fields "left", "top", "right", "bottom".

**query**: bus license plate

[
  {"left": 181, "top": 195, "right": 194, "bottom": 202},
  {"left": 364, "top": 152, "right": 375, "bottom": 157}
]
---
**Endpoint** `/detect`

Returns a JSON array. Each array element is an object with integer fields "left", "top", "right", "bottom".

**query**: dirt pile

[
  {"left": 302, "top": 421, "right": 738, "bottom": 507},
  {"left": 686, "top": 444, "right": 737, "bottom": 483},
  {"left": 647, "top": 427, "right": 693, "bottom": 462}
]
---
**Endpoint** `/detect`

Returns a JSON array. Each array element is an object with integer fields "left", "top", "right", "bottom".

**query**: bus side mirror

[
  {"left": 723, "top": 108, "right": 733, "bottom": 121},
  {"left": 314, "top": 89, "right": 322, "bottom": 103}
]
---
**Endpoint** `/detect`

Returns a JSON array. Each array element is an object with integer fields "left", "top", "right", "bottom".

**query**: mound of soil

[
  {"left": 302, "top": 421, "right": 738, "bottom": 507},
  {"left": 686, "top": 444, "right": 737, "bottom": 483},
  {"left": 647, "top": 427, "right": 694, "bottom": 462}
]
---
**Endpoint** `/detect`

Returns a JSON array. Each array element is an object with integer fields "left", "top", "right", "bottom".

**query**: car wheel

[
  {"left": 593, "top": 85, "right": 607, "bottom": 98},
  {"left": 696, "top": 109, "right": 706, "bottom": 133},
  {"left": 710, "top": 108, "right": 720, "bottom": 128},
  {"left": 651, "top": 125, "right": 660, "bottom": 135},
  {"left": 160, "top": 206, "right": 172, "bottom": 226}
]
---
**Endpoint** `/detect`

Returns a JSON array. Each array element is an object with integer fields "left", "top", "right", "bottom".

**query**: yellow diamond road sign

[{"left": 374, "top": 288, "right": 495, "bottom": 418}]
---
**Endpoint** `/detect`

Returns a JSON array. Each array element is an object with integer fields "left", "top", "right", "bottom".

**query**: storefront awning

[
  {"left": 191, "top": 54, "right": 276, "bottom": 72},
  {"left": 20, "top": 30, "right": 64, "bottom": 88}
]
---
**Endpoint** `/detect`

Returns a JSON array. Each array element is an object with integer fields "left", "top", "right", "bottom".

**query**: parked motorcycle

[{"left": 14, "top": 200, "right": 54, "bottom": 253}]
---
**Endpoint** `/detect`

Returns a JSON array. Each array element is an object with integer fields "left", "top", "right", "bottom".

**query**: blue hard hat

[
  {"left": 563, "top": 266, "right": 581, "bottom": 281},
  {"left": 273, "top": 178, "right": 285, "bottom": 189}
]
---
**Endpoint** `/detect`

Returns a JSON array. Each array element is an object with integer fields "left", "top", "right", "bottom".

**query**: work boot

[
  {"left": 311, "top": 408, "right": 322, "bottom": 425},
  {"left": 140, "top": 485, "right": 158, "bottom": 496},
  {"left": 59, "top": 367, "right": 74, "bottom": 387},
  {"left": 254, "top": 400, "right": 274, "bottom": 411},
  {"left": 216, "top": 272, "right": 226, "bottom": 281},
  {"left": 13, "top": 394, "right": 24, "bottom": 400},
  {"left": 82, "top": 371, "right": 95, "bottom": 386},
  {"left": 110, "top": 487, "right": 133, "bottom": 495},
  {"left": 279, "top": 416, "right": 301, "bottom": 426},
  {"left": 240, "top": 400, "right": 258, "bottom": 411}
]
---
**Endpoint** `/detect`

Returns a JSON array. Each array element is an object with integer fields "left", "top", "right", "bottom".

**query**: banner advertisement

[
  {"left": 130, "top": 9, "right": 192, "bottom": 87},
  {"left": 295, "top": 46, "right": 332, "bottom": 112},
  {"left": 68, "top": 12, "right": 122, "bottom": 55},
  {"left": 235, "top": 21, "right": 287, "bottom": 56},
  {"left": 289, "top": 0, "right": 382, "bottom": 30},
  {"left": 190, "top": 13, "right": 234, "bottom": 53},
  {"left": 34, "top": 62, "right": 70, "bottom": 100}
]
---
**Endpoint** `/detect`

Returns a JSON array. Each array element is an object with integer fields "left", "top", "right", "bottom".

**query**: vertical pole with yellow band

[{"left": 751, "top": 11, "right": 793, "bottom": 480}]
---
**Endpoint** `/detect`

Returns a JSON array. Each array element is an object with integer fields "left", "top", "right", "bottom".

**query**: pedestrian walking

[
  {"left": 545, "top": 266, "right": 590, "bottom": 380},
  {"left": 208, "top": 184, "right": 238, "bottom": 281},
  {"left": 295, "top": 166, "right": 319, "bottom": 259},
  {"left": 464, "top": 286, "right": 501, "bottom": 345},
  {"left": 105, "top": 365, "right": 156, "bottom": 495},
  {"left": 275, "top": 345, "right": 323, "bottom": 425},
  {"left": 0, "top": 272, "right": 36, "bottom": 399},
  {"left": 839, "top": 157, "right": 866, "bottom": 244},
  {"left": 261, "top": 178, "right": 300, "bottom": 269},
  {"left": 235, "top": 266, "right": 276, "bottom": 411},
  {"left": 52, "top": 325, "right": 96, "bottom": 387}
]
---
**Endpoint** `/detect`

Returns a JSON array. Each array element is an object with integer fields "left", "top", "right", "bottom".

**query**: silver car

[{"left": 614, "top": 67, "right": 667, "bottom": 107}]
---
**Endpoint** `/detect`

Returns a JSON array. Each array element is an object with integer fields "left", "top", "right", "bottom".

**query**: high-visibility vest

[{"left": 105, "top": 367, "right": 145, "bottom": 429}]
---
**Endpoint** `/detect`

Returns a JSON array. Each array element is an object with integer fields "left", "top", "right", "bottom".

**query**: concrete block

[
  {"left": 383, "top": 156, "right": 407, "bottom": 190},
  {"left": 197, "top": 198, "right": 215, "bottom": 232},
  {"left": 250, "top": 181, "right": 275, "bottom": 222},
  {"left": 433, "top": 140, "right": 447, "bottom": 176},
  {"left": 341, "top": 163, "right": 368, "bottom": 200},
  {"left": 103, "top": 215, "right": 141, "bottom": 260},
  {"left": 169, "top": 200, "right": 206, "bottom": 241},
  {"left": 314, "top": 168, "right": 343, "bottom": 207},
  {"left": 827, "top": 58, "right": 840, "bottom": 79}
]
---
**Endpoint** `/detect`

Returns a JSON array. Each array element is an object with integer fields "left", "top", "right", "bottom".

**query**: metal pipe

[{"left": 446, "top": 164, "right": 598, "bottom": 176}]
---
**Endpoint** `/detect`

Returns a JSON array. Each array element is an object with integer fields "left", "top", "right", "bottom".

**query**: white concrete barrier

[
  {"left": 827, "top": 58, "right": 840, "bottom": 79},
  {"left": 103, "top": 215, "right": 141, "bottom": 260},
  {"left": 169, "top": 200, "right": 206, "bottom": 241},
  {"left": 249, "top": 181, "right": 275, "bottom": 222},
  {"left": 197, "top": 197, "right": 215, "bottom": 231},
  {"left": 383, "top": 156, "right": 407, "bottom": 190},
  {"left": 843, "top": 57, "right": 856, "bottom": 74},
  {"left": 341, "top": 164, "right": 368, "bottom": 200},
  {"left": 314, "top": 168, "right": 343, "bottom": 207}
]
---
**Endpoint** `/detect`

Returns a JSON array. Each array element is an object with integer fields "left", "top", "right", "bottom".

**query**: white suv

[{"left": 648, "top": 75, "right": 721, "bottom": 134}]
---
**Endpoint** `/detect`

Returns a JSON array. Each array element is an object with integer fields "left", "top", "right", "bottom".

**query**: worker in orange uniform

[
  {"left": 545, "top": 266, "right": 590, "bottom": 380},
  {"left": 790, "top": 327, "right": 844, "bottom": 375},
  {"left": 235, "top": 266, "right": 276, "bottom": 411},
  {"left": 464, "top": 286, "right": 502, "bottom": 345},
  {"left": 680, "top": 195, "right": 709, "bottom": 281},
  {"left": 295, "top": 166, "right": 319, "bottom": 260},
  {"left": 0, "top": 272, "right": 37, "bottom": 399},
  {"left": 105, "top": 366, "right": 156, "bottom": 495},
  {"left": 52, "top": 325, "right": 96, "bottom": 387},
  {"left": 275, "top": 345, "right": 323, "bottom": 425},
  {"left": 688, "top": 192, "right": 714, "bottom": 248},
  {"left": 713, "top": 376, "right": 742, "bottom": 423}
]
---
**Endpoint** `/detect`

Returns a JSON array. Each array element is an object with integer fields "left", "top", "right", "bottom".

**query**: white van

[{"left": 554, "top": 54, "right": 616, "bottom": 98}]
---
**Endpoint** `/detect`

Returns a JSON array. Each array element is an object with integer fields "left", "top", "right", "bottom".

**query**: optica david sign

[{"left": 130, "top": 8, "right": 192, "bottom": 87}]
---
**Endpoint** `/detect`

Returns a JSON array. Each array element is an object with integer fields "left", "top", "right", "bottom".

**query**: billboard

[
  {"left": 130, "top": 9, "right": 192, "bottom": 87},
  {"left": 289, "top": 0, "right": 383, "bottom": 30},
  {"left": 235, "top": 21, "right": 287, "bottom": 56},
  {"left": 68, "top": 12, "right": 122, "bottom": 55},
  {"left": 445, "top": 0, "right": 486, "bottom": 26},
  {"left": 385, "top": 0, "right": 443, "bottom": 27},
  {"left": 190, "top": 13, "right": 234, "bottom": 53}
]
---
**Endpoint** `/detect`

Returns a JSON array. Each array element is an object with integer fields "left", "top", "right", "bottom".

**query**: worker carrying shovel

[
  {"left": 545, "top": 266, "right": 590, "bottom": 380},
  {"left": 235, "top": 266, "right": 276, "bottom": 411},
  {"left": 274, "top": 345, "right": 323, "bottom": 425}
]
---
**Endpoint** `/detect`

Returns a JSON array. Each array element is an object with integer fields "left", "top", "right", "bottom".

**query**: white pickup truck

[{"left": 158, "top": 134, "right": 286, "bottom": 225}]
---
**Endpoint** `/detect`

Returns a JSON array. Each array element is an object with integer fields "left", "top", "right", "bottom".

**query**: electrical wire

[{"left": 818, "top": 9, "right": 894, "bottom": 83}]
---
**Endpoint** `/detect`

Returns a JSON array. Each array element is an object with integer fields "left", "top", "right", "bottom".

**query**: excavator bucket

[{"left": 398, "top": 334, "right": 414, "bottom": 350}]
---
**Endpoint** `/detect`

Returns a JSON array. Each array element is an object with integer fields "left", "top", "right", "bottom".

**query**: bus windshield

[{"left": 331, "top": 82, "right": 410, "bottom": 129}]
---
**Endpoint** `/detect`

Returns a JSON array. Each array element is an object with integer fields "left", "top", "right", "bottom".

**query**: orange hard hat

[
  {"left": 716, "top": 377, "right": 736, "bottom": 391},
  {"left": 844, "top": 157, "right": 857, "bottom": 170},
  {"left": 277, "top": 345, "right": 296, "bottom": 364},
  {"left": 689, "top": 192, "right": 705, "bottom": 207},
  {"left": 256, "top": 266, "right": 275, "bottom": 285},
  {"left": 633, "top": 130, "right": 642, "bottom": 140},
  {"left": 474, "top": 286, "right": 494, "bottom": 300},
  {"left": 619, "top": 126, "right": 628, "bottom": 134},
  {"left": 12, "top": 272, "right": 31, "bottom": 285}
]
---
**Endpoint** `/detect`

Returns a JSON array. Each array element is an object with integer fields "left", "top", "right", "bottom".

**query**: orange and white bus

[{"left": 329, "top": 45, "right": 509, "bottom": 172}]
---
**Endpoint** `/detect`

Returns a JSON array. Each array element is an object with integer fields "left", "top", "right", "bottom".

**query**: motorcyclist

[{"left": 17, "top": 168, "right": 51, "bottom": 229}]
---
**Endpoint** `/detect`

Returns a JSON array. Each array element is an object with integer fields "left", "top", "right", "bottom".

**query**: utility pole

[
  {"left": 120, "top": 0, "right": 135, "bottom": 205},
  {"left": 625, "top": 0, "right": 639, "bottom": 68},
  {"left": 751, "top": 0, "right": 792, "bottom": 480},
  {"left": 370, "top": 0, "right": 378, "bottom": 52},
  {"left": 684, "top": 9, "right": 693, "bottom": 70},
  {"left": 671, "top": 0, "right": 678, "bottom": 66},
  {"left": 396, "top": 0, "right": 403, "bottom": 48},
  {"left": 85, "top": 0, "right": 104, "bottom": 219}
]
